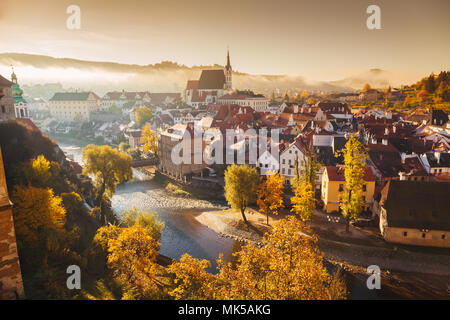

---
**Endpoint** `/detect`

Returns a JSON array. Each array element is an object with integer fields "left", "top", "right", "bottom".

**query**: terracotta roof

[
  {"left": 186, "top": 80, "right": 199, "bottom": 90},
  {"left": 198, "top": 69, "right": 226, "bottom": 90},
  {"left": 325, "top": 166, "right": 376, "bottom": 182}
]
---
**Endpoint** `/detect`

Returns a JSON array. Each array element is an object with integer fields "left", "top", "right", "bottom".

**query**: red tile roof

[{"left": 325, "top": 166, "right": 376, "bottom": 182}]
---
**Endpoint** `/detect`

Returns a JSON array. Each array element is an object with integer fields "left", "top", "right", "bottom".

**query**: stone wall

[{"left": 0, "top": 148, "right": 24, "bottom": 299}]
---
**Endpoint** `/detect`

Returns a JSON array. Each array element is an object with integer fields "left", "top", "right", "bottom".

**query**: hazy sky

[{"left": 0, "top": 0, "right": 449, "bottom": 80}]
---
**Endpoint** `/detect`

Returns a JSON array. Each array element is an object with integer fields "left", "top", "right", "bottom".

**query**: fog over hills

[{"left": 0, "top": 53, "right": 425, "bottom": 96}]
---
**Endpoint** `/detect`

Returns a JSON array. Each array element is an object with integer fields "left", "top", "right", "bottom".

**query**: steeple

[
  {"left": 11, "top": 66, "right": 17, "bottom": 84},
  {"left": 224, "top": 47, "right": 232, "bottom": 91},
  {"left": 226, "top": 47, "right": 231, "bottom": 71}
]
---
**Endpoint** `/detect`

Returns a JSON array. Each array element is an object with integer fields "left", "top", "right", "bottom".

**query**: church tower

[{"left": 224, "top": 48, "right": 232, "bottom": 91}]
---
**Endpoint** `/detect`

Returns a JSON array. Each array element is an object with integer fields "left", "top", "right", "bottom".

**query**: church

[
  {"left": 11, "top": 69, "right": 30, "bottom": 119},
  {"left": 183, "top": 49, "right": 233, "bottom": 107}
]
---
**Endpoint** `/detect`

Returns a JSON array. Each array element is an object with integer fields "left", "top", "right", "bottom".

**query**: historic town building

[
  {"left": 0, "top": 74, "right": 15, "bottom": 122},
  {"left": 184, "top": 49, "right": 233, "bottom": 107},
  {"left": 49, "top": 92, "right": 101, "bottom": 121},
  {"left": 0, "top": 148, "right": 25, "bottom": 299},
  {"left": 11, "top": 70, "right": 29, "bottom": 119}
]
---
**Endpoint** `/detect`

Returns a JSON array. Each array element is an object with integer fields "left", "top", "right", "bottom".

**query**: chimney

[
  {"left": 294, "top": 105, "right": 298, "bottom": 113},
  {"left": 435, "top": 152, "right": 441, "bottom": 164},
  {"left": 382, "top": 139, "right": 388, "bottom": 145},
  {"left": 401, "top": 152, "right": 406, "bottom": 164},
  {"left": 384, "top": 127, "right": 389, "bottom": 135},
  {"left": 399, "top": 171, "right": 406, "bottom": 181}
]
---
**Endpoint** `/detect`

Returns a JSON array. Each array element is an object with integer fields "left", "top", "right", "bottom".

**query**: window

[
  {"left": 362, "top": 196, "right": 366, "bottom": 202},
  {"left": 282, "top": 159, "right": 285, "bottom": 164},
  {"left": 339, "top": 184, "right": 344, "bottom": 192},
  {"left": 422, "top": 233, "right": 426, "bottom": 239},
  {"left": 282, "top": 168, "right": 285, "bottom": 174},
  {"left": 362, "top": 184, "right": 367, "bottom": 192},
  {"left": 442, "top": 234, "right": 446, "bottom": 240},
  {"left": 403, "top": 231, "right": 407, "bottom": 237},
  {"left": 1, "top": 105, "right": 4, "bottom": 113}
]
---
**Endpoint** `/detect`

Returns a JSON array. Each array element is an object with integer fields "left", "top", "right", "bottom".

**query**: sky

[{"left": 0, "top": 0, "right": 449, "bottom": 81}]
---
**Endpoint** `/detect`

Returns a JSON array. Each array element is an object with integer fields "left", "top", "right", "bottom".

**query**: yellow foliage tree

[
  {"left": 336, "top": 136, "right": 368, "bottom": 232},
  {"left": 121, "top": 206, "right": 165, "bottom": 241},
  {"left": 135, "top": 106, "right": 153, "bottom": 125},
  {"left": 168, "top": 217, "right": 347, "bottom": 300},
  {"left": 96, "top": 224, "right": 160, "bottom": 298},
  {"left": 363, "top": 83, "right": 372, "bottom": 92},
  {"left": 224, "top": 164, "right": 260, "bottom": 224},
  {"left": 291, "top": 179, "right": 315, "bottom": 222},
  {"left": 141, "top": 124, "right": 158, "bottom": 156},
  {"left": 167, "top": 254, "right": 215, "bottom": 300},
  {"left": 257, "top": 171, "right": 284, "bottom": 225},
  {"left": 11, "top": 185, "right": 66, "bottom": 247},
  {"left": 82, "top": 145, "right": 133, "bottom": 223}
]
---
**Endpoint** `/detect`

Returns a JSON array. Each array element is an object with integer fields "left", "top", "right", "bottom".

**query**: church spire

[
  {"left": 11, "top": 66, "right": 17, "bottom": 84},
  {"left": 226, "top": 47, "right": 231, "bottom": 71},
  {"left": 224, "top": 47, "right": 232, "bottom": 91}
]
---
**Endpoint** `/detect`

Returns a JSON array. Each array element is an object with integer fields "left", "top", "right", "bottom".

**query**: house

[
  {"left": 101, "top": 90, "right": 151, "bottom": 109},
  {"left": 0, "top": 147, "right": 25, "bottom": 299},
  {"left": 159, "top": 123, "right": 206, "bottom": 181},
  {"left": 421, "top": 152, "right": 450, "bottom": 181},
  {"left": 279, "top": 136, "right": 308, "bottom": 185},
  {"left": 321, "top": 166, "right": 376, "bottom": 213},
  {"left": 127, "top": 129, "right": 142, "bottom": 149},
  {"left": 217, "top": 90, "right": 269, "bottom": 112},
  {"left": 359, "top": 89, "right": 383, "bottom": 102},
  {"left": 49, "top": 92, "right": 101, "bottom": 122},
  {"left": 0, "top": 73, "right": 15, "bottom": 122},
  {"left": 377, "top": 180, "right": 450, "bottom": 247}
]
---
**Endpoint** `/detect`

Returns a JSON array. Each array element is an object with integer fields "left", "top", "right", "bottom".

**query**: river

[
  {"left": 59, "top": 141, "right": 395, "bottom": 300},
  {"left": 60, "top": 142, "right": 237, "bottom": 272}
]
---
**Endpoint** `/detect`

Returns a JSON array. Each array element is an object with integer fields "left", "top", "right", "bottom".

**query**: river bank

[{"left": 193, "top": 209, "right": 450, "bottom": 299}]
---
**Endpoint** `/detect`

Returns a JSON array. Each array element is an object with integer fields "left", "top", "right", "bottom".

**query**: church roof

[{"left": 198, "top": 69, "right": 226, "bottom": 90}]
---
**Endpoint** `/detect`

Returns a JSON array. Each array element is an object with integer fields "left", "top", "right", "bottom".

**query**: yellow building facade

[{"left": 321, "top": 166, "right": 376, "bottom": 213}]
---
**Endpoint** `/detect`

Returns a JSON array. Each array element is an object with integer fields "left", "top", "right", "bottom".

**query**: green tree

[
  {"left": 136, "top": 106, "right": 153, "bottom": 125},
  {"left": 82, "top": 145, "right": 133, "bottom": 224},
  {"left": 336, "top": 136, "right": 368, "bottom": 232},
  {"left": 224, "top": 164, "right": 260, "bottom": 224}
]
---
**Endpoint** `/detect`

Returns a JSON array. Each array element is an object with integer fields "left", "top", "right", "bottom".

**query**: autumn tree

[
  {"left": 336, "top": 136, "right": 368, "bottom": 232},
  {"left": 363, "top": 83, "right": 372, "bottom": 92},
  {"left": 167, "top": 254, "right": 215, "bottom": 300},
  {"left": 82, "top": 145, "right": 133, "bottom": 224},
  {"left": 136, "top": 106, "right": 153, "bottom": 125},
  {"left": 11, "top": 185, "right": 66, "bottom": 248},
  {"left": 224, "top": 164, "right": 260, "bottom": 224},
  {"left": 169, "top": 216, "right": 347, "bottom": 300},
  {"left": 141, "top": 124, "right": 159, "bottom": 156},
  {"left": 301, "top": 90, "right": 308, "bottom": 101},
  {"left": 291, "top": 179, "right": 315, "bottom": 222},
  {"left": 95, "top": 224, "right": 160, "bottom": 298},
  {"left": 257, "top": 171, "right": 284, "bottom": 225},
  {"left": 122, "top": 206, "right": 165, "bottom": 241}
]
